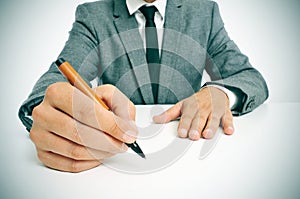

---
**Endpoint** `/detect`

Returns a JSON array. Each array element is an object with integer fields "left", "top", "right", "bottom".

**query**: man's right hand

[{"left": 30, "top": 82, "right": 137, "bottom": 173}]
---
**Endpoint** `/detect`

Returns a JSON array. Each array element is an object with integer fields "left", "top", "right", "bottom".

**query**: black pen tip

[
  {"left": 55, "top": 58, "right": 65, "bottom": 66},
  {"left": 126, "top": 142, "right": 146, "bottom": 159},
  {"left": 139, "top": 153, "right": 146, "bottom": 159}
]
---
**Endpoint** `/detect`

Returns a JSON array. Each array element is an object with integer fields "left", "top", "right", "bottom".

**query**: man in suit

[{"left": 19, "top": 0, "right": 268, "bottom": 172}]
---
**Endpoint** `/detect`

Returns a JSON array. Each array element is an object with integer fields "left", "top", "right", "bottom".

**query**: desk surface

[{"left": 1, "top": 103, "right": 300, "bottom": 199}]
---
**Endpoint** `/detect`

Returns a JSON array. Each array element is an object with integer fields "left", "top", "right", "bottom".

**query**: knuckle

[
  {"left": 37, "top": 150, "right": 47, "bottom": 163},
  {"left": 70, "top": 160, "right": 82, "bottom": 173},
  {"left": 68, "top": 120, "right": 85, "bottom": 144},
  {"left": 74, "top": 103, "right": 88, "bottom": 120},
  {"left": 181, "top": 114, "right": 193, "bottom": 122},
  {"left": 45, "top": 82, "right": 70, "bottom": 100},
  {"left": 70, "top": 145, "right": 84, "bottom": 160},
  {"left": 107, "top": 120, "right": 119, "bottom": 135},
  {"left": 223, "top": 114, "right": 233, "bottom": 123},
  {"left": 211, "top": 114, "right": 221, "bottom": 122},
  {"left": 29, "top": 125, "right": 43, "bottom": 146},
  {"left": 29, "top": 128, "right": 38, "bottom": 143},
  {"left": 179, "top": 118, "right": 193, "bottom": 130},
  {"left": 199, "top": 114, "right": 207, "bottom": 122},
  {"left": 70, "top": 123, "right": 82, "bottom": 144},
  {"left": 45, "top": 83, "right": 59, "bottom": 99},
  {"left": 193, "top": 118, "right": 206, "bottom": 133},
  {"left": 103, "top": 84, "right": 115, "bottom": 90},
  {"left": 98, "top": 84, "right": 115, "bottom": 96},
  {"left": 31, "top": 105, "right": 44, "bottom": 122},
  {"left": 192, "top": 115, "right": 200, "bottom": 124},
  {"left": 224, "top": 110, "right": 233, "bottom": 119},
  {"left": 196, "top": 124, "right": 206, "bottom": 133},
  {"left": 207, "top": 115, "right": 221, "bottom": 130},
  {"left": 182, "top": 99, "right": 192, "bottom": 109}
]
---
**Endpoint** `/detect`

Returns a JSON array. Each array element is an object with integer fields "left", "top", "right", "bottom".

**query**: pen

[{"left": 55, "top": 58, "right": 145, "bottom": 159}]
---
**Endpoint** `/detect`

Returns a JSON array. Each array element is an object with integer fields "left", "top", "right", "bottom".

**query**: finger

[
  {"left": 221, "top": 108, "right": 234, "bottom": 135},
  {"left": 177, "top": 113, "right": 193, "bottom": 138},
  {"left": 32, "top": 104, "right": 128, "bottom": 154},
  {"left": 188, "top": 112, "right": 208, "bottom": 141},
  {"left": 37, "top": 149, "right": 101, "bottom": 173},
  {"left": 177, "top": 97, "right": 201, "bottom": 138},
  {"left": 202, "top": 114, "right": 221, "bottom": 139},
  {"left": 153, "top": 101, "right": 183, "bottom": 124},
  {"left": 31, "top": 128, "right": 115, "bottom": 161},
  {"left": 95, "top": 85, "right": 136, "bottom": 121},
  {"left": 95, "top": 85, "right": 137, "bottom": 136},
  {"left": 177, "top": 102, "right": 198, "bottom": 138},
  {"left": 44, "top": 83, "right": 137, "bottom": 143}
]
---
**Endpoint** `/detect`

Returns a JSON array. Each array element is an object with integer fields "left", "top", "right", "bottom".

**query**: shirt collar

[{"left": 126, "top": 0, "right": 167, "bottom": 19}]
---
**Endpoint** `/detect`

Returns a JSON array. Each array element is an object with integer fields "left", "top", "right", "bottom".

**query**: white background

[{"left": 0, "top": 0, "right": 299, "bottom": 198}]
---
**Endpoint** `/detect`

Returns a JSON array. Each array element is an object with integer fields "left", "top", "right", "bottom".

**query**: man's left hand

[{"left": 153, "top": 87, "right": 234, "bottom": 140}]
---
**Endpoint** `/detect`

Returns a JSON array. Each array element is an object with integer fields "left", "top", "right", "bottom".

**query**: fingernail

[
  {"left": 225, "top": 127, "right": 234, "bottom": 135},
  {"left": 204, "top": 129, "right": 213, "bottom": 139},
  {"left": 189, "top": 130, "right": 199, "bottom": 140},
  {"left": 179, "top": 128, "right": 188, "bottom": 137},
  {"left": 123, "top": 132, "right": 136, "bottom": 143}
]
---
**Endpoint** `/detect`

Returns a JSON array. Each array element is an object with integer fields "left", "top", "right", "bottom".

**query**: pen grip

[
  {"left": 58, "top": 61, "right": 110, "bottom": 110},
  {"left": 56, "top": 59, "right": 145, "bottom": 158}
]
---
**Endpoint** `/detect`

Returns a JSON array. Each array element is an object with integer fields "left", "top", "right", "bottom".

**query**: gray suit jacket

[{"left": 19, "top": 0, "right": 268, "bottom": 131}]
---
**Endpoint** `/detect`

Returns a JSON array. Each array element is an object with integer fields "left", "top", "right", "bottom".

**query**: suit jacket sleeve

[
  {"left": 18, "top": 4, "right": 100, "bottom": 131},
  {"left": 204, "top": 2, "right": 269, "bottom": 116}
]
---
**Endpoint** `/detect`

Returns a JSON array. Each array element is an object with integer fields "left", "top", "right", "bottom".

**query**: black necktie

[{"left": 139, "top": 6, "right": 160, "bottom": 104}]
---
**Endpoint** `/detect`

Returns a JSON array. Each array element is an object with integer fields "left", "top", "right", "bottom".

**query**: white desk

[{"left": 1, "top": 103, "right": 300, "bottom": 199}]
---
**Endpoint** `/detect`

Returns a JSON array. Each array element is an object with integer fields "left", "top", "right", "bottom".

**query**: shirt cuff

[{"left": 202, "top": 84, "right": 237, "bottom": 109}]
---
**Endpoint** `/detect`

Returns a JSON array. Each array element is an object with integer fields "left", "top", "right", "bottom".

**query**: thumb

[{"left": 153, "top": 102, "right": 182, "bottom": 124}]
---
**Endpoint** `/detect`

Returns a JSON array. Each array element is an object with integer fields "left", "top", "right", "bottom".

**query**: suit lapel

[
  {"left": 113, "top": 0, "right": 155, "bottom": 104},
  {"left": 159, "top": 0, "right": 184, "bottom": 103}
]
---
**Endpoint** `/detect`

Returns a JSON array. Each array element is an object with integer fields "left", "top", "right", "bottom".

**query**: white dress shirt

[
  {"left": 126, "top": 0, "right": 166, "bottom": 55},
  {"left": 126, "top": 0, "right": 237, "bottom": 108}
]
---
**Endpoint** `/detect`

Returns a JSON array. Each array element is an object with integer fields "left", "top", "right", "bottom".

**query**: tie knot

[{"left": 139, "top": 6, "right": 157, "bottom": 21}]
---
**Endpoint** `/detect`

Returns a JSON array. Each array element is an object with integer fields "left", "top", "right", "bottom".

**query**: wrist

[{"left": 201, "top": 84, "right": 237, "bottom": 109}]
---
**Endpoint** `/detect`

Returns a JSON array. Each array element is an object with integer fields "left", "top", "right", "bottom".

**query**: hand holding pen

[
  {"left": 29, "top": 59, "right": 144, "bottom": 173},
  {"left": 55, "top": 59, "right": 145, "bottom": 158}
]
